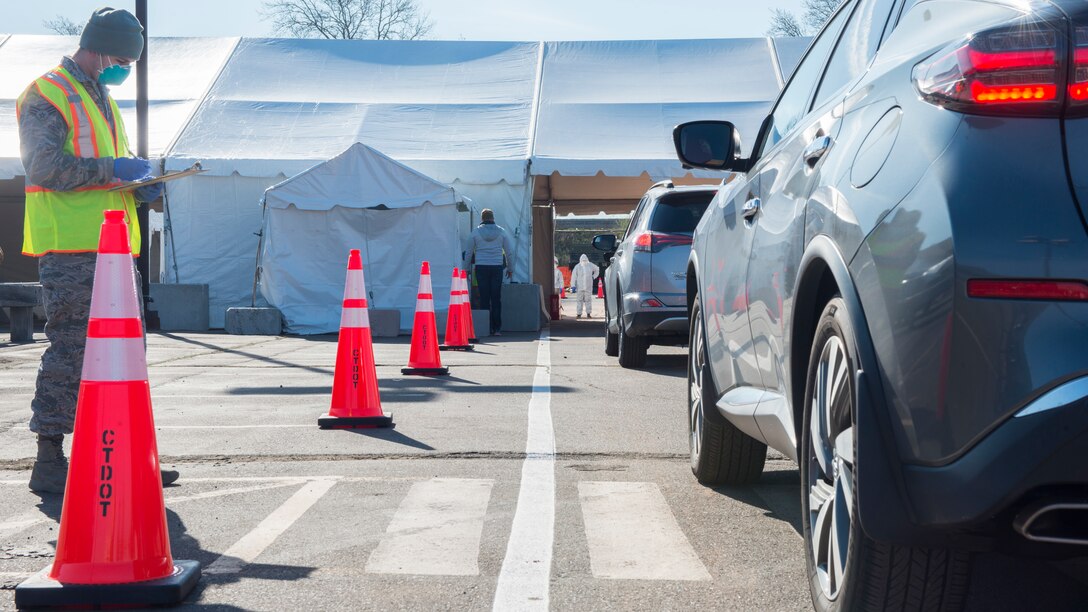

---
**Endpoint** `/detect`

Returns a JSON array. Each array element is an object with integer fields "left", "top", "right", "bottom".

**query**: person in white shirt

[{"left": 571, "top": 254, "right": 599, "bottom": 318}]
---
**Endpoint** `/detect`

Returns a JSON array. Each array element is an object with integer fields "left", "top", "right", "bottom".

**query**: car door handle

[
  {"left": 803, "top": 136, "right": 832, "bottom": 167},
  {"left": 742, "top": 198, "right": 761, "bottom": 220}
]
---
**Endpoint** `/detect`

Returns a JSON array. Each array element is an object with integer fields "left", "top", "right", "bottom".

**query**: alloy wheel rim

[
  {"left": 689, "top": 314, "right": 704, "bottom": 465},
  {"left": 807, "top": 335, "right": 854, "bottom": 600}
]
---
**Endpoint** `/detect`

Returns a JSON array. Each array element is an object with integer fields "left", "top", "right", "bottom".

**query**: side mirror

[
  {"left": 673, "top": 121, "right": 742, "bottom": 171},
  {"left": 592, "top": 234, "right": 617, "bottom": 252}
]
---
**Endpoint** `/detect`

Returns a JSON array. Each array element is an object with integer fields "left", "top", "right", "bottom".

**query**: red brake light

[
  {"left": 632, "top": 232, "right": 693, "bottom": 253},
  {"left": 1069, "top": 27, "right": 1088, "bottom": 103},
  {"left": 914, "top": 21, "right": 1063, "bottom": 114},
  {"left": 967, "top": 279, "right": 1088, "bottom": 301}
]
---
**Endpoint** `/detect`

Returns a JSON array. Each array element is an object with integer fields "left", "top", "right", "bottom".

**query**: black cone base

[
  {"left": 401, "top": 366, "right": 450, "bottom": 376},
  {"left": 318, "top": 413, "right": 394, "bottom": 429},
  {"left": 15, "top": 560, "right": 201, "bottom": 609},
  {"left": 439, "top": 344, "right": 475, "bottom": 352}
]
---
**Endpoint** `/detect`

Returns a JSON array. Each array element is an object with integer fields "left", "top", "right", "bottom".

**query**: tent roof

[
  {"left": 263, "top": 142, "right": 466, "bottom": 211},
  {"left": 167, "top": 38, "right": 541, "bottom": 184},
  {"left": 0, "top": 35, "right": 237, "bottom": 179},
  {"left": 530, "top": 38, "right": 802, "bottom": 179},
  {"left": 0, "top": 35, "right": 810, "bottom": 184}
]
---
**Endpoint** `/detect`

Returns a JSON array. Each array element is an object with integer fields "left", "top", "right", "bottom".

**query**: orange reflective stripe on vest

[{"left": 17, "top": 66, "right": 139, "bottom": 256}]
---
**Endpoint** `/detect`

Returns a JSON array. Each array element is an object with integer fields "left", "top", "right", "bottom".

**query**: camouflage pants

[{"left": 29, "top": 253, "right": 142, "bottom": 436}]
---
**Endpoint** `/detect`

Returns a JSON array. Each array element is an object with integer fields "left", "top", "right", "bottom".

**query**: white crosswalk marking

[
  {"left": 579, "top": 481, "right": 711, "bottom": 581},
  {"left": 366, "top": 478, "right": 494, "bottom": 576},
  {"left": 205, "top": 478, "right": 339, "bottom": 575}
]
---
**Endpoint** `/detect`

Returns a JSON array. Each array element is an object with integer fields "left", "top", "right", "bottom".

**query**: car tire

[
  {"left": 688, "top": 295, "right": 766, "bottom": 485},
  {"left": 617, "top": 299, "right": 648, "bottom": 369},
  {"left": 801, "top": 297, "right": 971, "bottom": 612},
  {"left": 604, "top": 292, "right": 619, "bottom": 356},
  {"left": 605, "top": 325, "right": 619, "bottom": 357}
]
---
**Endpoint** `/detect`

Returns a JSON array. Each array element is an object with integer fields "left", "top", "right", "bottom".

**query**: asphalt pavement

[{"left": 1, "top": 298, "right": 1087, "bottom": 611}]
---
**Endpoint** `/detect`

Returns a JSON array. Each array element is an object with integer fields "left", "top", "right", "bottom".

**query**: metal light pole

[{"left": 134, "top": 0, "right": 158, "bottom": 328}]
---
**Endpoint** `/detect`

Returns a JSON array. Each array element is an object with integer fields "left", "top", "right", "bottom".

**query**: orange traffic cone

[
  {"left": 597, "top": 280, "right": 605, "bottom": 298},
  {"left": 441, "top": 267, "right": 473, "bottom": 351},
  {"left": 319, "top": 250, "right": 393, "bottom": 429},
  {"left": 402, "top": 261, "right": 450, "bottom": 375},
  {"left": 461, "top": 269, "right": 478, "bottom": 344},
  {"left": 16, "top": 210, "right": 200, "bottom": 609},
  {"left": 561, "top": 286, "right": 566, "bottom": 299}
]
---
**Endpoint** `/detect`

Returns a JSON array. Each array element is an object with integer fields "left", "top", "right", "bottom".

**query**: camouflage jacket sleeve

[{"left": 18, "top": 85, "right": 114, "bottom": 191}]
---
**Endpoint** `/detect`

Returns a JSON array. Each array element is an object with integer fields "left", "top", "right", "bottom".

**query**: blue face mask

[{"left": 98, "top": 63, "right": 131, "bottom": 86}]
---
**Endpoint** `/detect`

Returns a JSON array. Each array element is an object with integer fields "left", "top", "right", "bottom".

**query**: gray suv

[
  {"left": 593, "top": 181, "right": 715, "bottom": 368},
  {"left": 677, "top": 0, "right": 1088, "bottom": 608}
]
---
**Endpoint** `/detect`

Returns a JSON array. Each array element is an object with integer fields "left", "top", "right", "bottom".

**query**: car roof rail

[{"left": 649, "top": 180, "right": 675, "bottom": 190}]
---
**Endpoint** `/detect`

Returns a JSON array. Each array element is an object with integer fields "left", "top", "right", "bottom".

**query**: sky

[{"left": 5, "top": 0, "right": 808, "bottom": 41}]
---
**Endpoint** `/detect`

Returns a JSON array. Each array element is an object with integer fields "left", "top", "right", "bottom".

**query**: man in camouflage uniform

[{"left": 19, "top": 7, "right": 177, "bottom": 493}]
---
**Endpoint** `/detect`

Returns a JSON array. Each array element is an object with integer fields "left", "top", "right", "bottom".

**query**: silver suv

[{"left": 593, "top": 181, "right": 716, "bottom": 368}]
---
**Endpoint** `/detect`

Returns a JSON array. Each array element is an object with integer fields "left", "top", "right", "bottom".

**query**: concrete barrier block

[
  {"left": 369, "top": 308, "right": 400, "bottom": 338},
  {"left": 149, "top": 284, "right": 209, "bottom": 331},
  {"left": 472, "top": 309, "right": 489, "bottom": 336},
  {"left": 500, "top": 283, "right": 544, "bottom": 332},
  {"left": 225, "top": 307, "right": 282, "bottom": 336}
]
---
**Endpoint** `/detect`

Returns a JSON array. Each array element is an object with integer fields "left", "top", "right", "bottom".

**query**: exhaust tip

[{"left": 1014, "top": 500, "right": 1088, "bottom": 546}]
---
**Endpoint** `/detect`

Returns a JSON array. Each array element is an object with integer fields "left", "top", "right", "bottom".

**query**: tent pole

[{"left": 134, "top": 0, "right": 157, "bottom": 328}]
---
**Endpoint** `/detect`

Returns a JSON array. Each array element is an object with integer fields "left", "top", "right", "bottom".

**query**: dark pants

[
  {"left": 475, "top": 264, "right": 504, "bottom": 334},
  {"left": 31, "top": 252, "right": 143, "bottom": 437}
]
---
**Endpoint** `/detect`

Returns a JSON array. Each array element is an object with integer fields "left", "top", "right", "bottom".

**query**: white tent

[
  {"left": 531, "top": 38, "right": 806, "bottom": 178},
  {"left": 163, "top": 38, "right": 541, "bottom": 327},
  {"left": 0, "top": 34, "right": 808, "bottom": 327},
  {"left": 259, "top": 143, "right": 468, "bottom": 334}
]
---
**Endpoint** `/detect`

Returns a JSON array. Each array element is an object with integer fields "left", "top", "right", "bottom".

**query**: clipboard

[{"left": 108, "top": 161, "right": 207, "bottom": 192}]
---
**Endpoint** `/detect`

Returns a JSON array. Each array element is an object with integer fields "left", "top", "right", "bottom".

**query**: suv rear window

[{"left": 650, "top": 192, "right": 714, "bottom": 234}]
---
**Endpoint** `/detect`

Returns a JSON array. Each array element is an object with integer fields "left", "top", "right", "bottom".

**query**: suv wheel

[
  {"left": 689, "top": 295, "right": 766, "bottom": 485},
  {"left": 604, "top": 293, "right": 619, "bottom": 356},
  {"left": 617, "top": 298, "right": 647, "bottom": 368},
  {"left": 802, "top": 298, "right": 971, "bottom": 612}
]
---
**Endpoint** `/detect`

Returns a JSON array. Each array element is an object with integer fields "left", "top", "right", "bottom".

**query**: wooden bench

[{"left": 0, "top": 283, "right": 42, "bottom": 343}]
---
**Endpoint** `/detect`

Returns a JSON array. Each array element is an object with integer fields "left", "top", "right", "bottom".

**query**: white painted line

[
  {"left": 165, "top": 480, "right": 308, "bottom": 504},
  {"left": 7, "top": 424, "right": 313, "bottom": 430},
  {"left": 0, "top": 476, "right": 425, "bottom": 486},
  {"left": 493, "top": 329, "right": 554, "bottom": 611},
  {"left": 579, "top": 481, "right": 711, "bottom": 581},
  {"left": 156, "top": 425, "right": 312, "bottom": 430},
  {"left": 204, "top": 478, "right": 339, "bottom": 575},
  {"left": 366, "top": 478, "right": 494, "bottom": 576},
  {"left": 0, "top": 512, "right": 49, "bottom": 540}
]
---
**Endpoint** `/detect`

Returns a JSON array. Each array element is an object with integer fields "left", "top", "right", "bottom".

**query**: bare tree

[
  {"left": 262, "top": 0, "right": 433, "bottom": 40},
  {"left": 43, "top": 15, "right": 83, "bottom": 36},
  {"left": 767, "top": 9, "right": 805, "bottom": 37},
  {"left": 767, "top": 0, "right": 843, "bottom": 36},
  {"left": 803, "top": 0, "right": 843, "bottom": 32}
]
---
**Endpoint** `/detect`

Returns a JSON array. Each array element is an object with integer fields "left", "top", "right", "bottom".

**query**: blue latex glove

[
  {"left": 134, "top": 181, "right": 164, "bottom": 203},
  {"left": 113, "top": 157, "right": 151, "bottom": 181}
]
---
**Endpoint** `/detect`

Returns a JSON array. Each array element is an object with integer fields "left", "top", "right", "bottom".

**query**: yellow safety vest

[{"left": 16, "top": 66, "right": 139, "bottom": 256}]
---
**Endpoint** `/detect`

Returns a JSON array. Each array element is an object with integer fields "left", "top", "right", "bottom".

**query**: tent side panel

[{"left": 165, "top": 174, "right": 285, "bottom": 328}]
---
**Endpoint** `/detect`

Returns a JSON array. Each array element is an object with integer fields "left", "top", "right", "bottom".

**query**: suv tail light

[
  {"left": 913, "top": 20, "right": 1065, "bottom": 115},
  {"left": 1069, "top": 26, "right": 1088, "bottom": 102},
  {"left": 632, "top": 231, "right": 693, "bottom": 253}
]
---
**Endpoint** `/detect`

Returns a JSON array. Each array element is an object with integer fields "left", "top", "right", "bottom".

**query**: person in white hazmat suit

[
  {"left": 554, "top": 256, "right": 565, "bottom": 314},
  {"left": 571, "top": 254, "right": 599, "bottom": 318}
]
